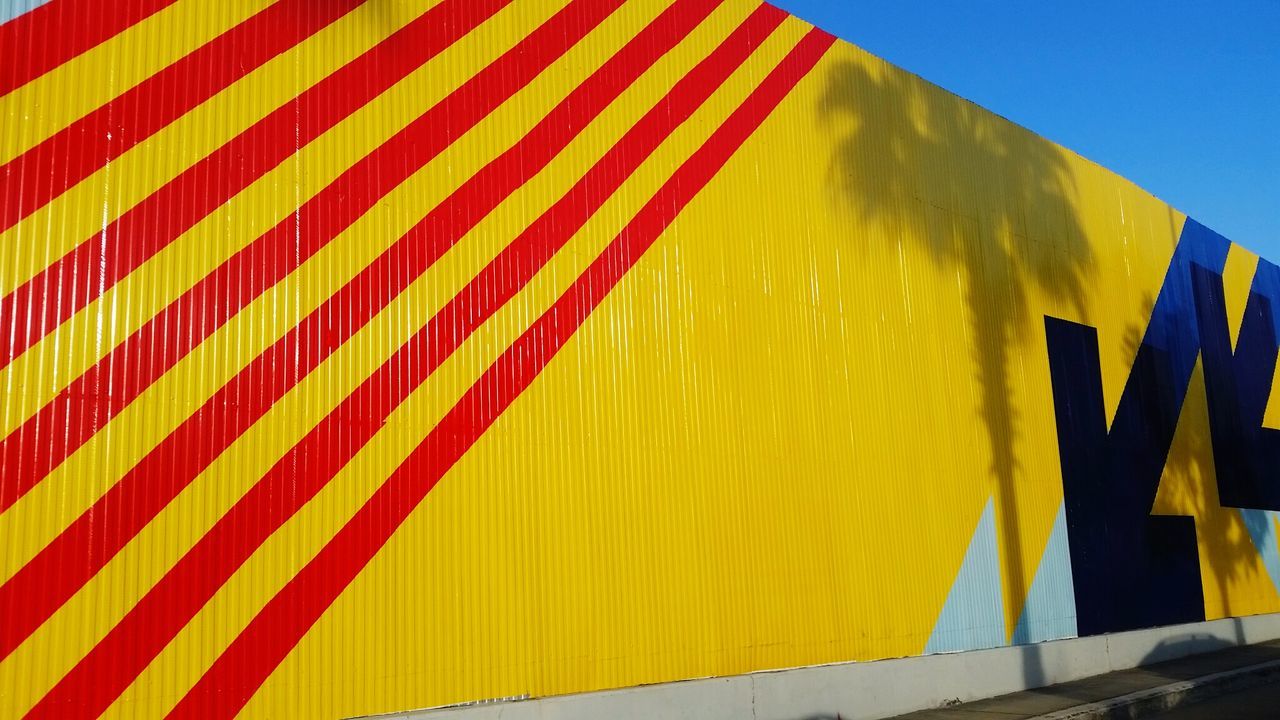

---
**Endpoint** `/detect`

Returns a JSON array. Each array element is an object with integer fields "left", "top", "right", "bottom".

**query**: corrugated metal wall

[{"left": 1, "top": 1, "right": 1277, "bottom": 717}]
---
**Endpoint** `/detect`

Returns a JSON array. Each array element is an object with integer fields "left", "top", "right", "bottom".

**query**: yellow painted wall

[{"left": 1, "top": 1, "right": 1277, "bottom": 717}]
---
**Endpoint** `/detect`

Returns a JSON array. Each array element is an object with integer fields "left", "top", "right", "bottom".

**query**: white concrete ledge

[{"left": 367, "top": 613, "right": 1280, "bottom": 720}]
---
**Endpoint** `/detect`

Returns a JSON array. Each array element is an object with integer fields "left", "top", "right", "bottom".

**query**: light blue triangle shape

[
  {"left": 2, "top": 0, "right": 53, "bottom": 25},
  {"left": 925, "top": 497, "right": 1006, "bottom": 654},
  {"left": 1240, "top": 509, "right": 1280, "bottom": 598},
  {"left": 1011, "top": 503, "right": 1078, "bottom": 644}
]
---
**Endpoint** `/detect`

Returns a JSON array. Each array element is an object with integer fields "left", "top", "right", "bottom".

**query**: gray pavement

[
  {"left": 1146, "top": 680, "right": 1280, "bottom": 719},
  {"left": 891, "top": 640, "right": 1280, "bottom": 719}
]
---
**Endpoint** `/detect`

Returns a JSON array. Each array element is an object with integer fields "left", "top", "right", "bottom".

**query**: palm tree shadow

[
  {"left": 816, "top": 56, "right": 1096, "bottom": 683},
  {"left": 1155, "top": 358, "right": 1273, "bottom": 621}
]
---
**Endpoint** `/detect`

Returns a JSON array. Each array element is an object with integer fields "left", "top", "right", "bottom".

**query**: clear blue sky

[{"left": 771, "top": 1, "right": 1280, "bottom": 260}]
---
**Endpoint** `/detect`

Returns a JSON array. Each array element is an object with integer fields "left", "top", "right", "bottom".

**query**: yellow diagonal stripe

[
  {"left": 0, "top": 0, "right": 446, "bottom": 297},
  {"left": 0, "top": 0, "right": 545, "bottom": 468},
  {"left": 0, "top": 0, "right": 563, "bottom": 583},
  {"left": 0, "top": 0, "right": 270, "bottom": 165}
]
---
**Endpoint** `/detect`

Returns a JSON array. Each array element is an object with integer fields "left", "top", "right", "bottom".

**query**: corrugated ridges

[{"left": 0, "top": 1, "right": 833, "bottom": 716}]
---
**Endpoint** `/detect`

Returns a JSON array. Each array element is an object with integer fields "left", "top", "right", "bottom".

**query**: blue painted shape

[
  {"left": 926, "top": 498, "right": 1006, "bottom": 654},
  {"left": 1012, "top": 503, "right": 1078, "bottom": 644},
  {"left": 1139, "top": 219, "right": 1232, "bottom": 388},
  {"left": 2, "top": 0, "right": 53, "bottom": 25},
  {"left": 1045, "top": 219, "right": 1229, "bottom": 636},
  {"left": 1240, "top": 509, "right": 1280, "bottom": 598},
  {"left": 1193, "top": 259, "right": 1280, "bottom": 509}
]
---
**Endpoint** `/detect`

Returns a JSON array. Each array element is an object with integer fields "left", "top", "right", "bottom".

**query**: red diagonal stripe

[
  {"left": 0, "top": 0, "right": 180, "bottom": 96},
  {"left": 0, "top": 0, "right": 510, "bottom": 367},
  {"left": 22, "top": 4, "right": 778, "bottom": 712},
  {"left": 165, "top": 27, "right": 838, "bottom": 720},
  {"left": 3, "top": 0, "right": 723, "bottom": 694},
  {"left": 0, "top": 0, "right": 363, "bottom": 233},
  {"left": 0, "top": 0, "right": 608, "bottom": 514}
]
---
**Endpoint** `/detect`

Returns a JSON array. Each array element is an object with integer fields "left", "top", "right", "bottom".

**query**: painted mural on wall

[{"left": 0, "top": 0, "right": 1276, "bottom": 717}]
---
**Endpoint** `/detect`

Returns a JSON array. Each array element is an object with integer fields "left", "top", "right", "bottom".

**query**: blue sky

[{"left": 771, "top": 1, "right": 1280, "bottom": 259}]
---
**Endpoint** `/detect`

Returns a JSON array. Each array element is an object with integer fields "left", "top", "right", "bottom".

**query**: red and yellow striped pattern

[
  {"left": 8, "top": 1, "right": 1278, "bottom": 718},
  {"left": 0, "top": 1, "right": 834, "bottom": 716}
]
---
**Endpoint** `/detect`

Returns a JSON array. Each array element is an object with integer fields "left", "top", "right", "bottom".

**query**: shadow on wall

[
  {"left": 816, "top": 56, "right": 1095, "bottom": 683},
  {"left": 1155, "top": 359, "right": 1269, "bottom": 619},
  {"left": 815, "top": 48, "right": 1279, "bottom": 686}
]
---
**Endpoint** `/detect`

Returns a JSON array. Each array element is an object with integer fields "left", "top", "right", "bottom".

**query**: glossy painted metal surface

[{"left": 0, "top": 1, "right": 1276, "bottom": 718}]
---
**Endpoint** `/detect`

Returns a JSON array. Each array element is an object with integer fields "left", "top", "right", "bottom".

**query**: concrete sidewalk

[{"left": 892, "top": 640, "right": 1280, "bottom": 719}]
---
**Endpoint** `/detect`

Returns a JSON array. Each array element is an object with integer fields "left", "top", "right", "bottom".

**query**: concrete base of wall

[{"left": 375, "top": 613, "right": 1280, "bottom": 720}]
